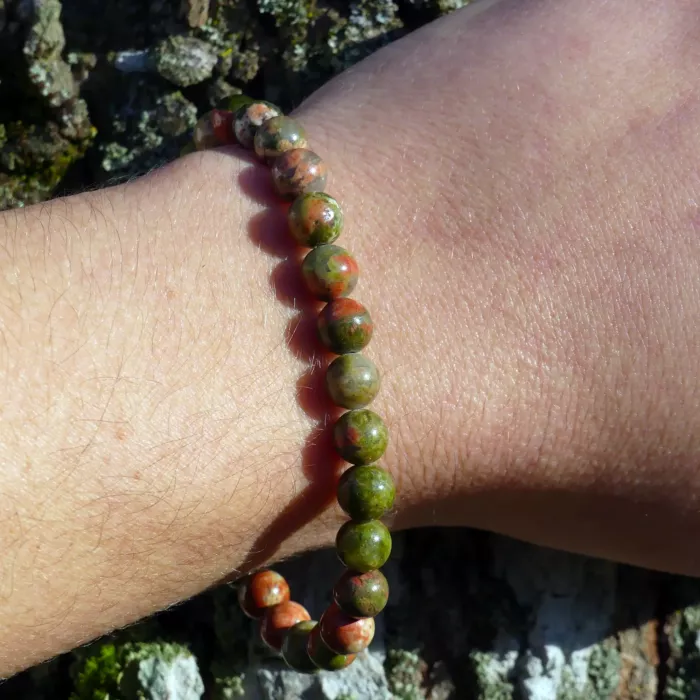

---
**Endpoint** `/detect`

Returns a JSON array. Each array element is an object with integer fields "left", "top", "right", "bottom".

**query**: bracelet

[{"left": 190, "top": 102, "right": 396, "bottom": 673}]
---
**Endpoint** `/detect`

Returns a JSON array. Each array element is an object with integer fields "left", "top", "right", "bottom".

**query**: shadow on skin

[{"left": 232, "top": 160, "right": 345, "bottom": 574}]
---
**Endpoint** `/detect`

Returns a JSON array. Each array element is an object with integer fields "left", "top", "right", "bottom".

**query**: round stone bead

[
  {"left": 326, "top": 354, "right": 380, "bottom": 409},
  {"left": 221, "top": 94, "right": 254, "bottom": 113},
  {"left": 193, "top": 111, "right": 222, "bottom": 150},
  {"left": 271, "top": 148, "right": 327, "bottom": 199},
  {"left": 307, "top": 623, "right": 356, "bottom": 671},
  {"left": 336, "top": 520, "right": 392, "bottom": 573},
  {"left": 281, "top": 620, "right": 318, "bottom": 673},
  {"left": 333, "top": 409, "right": 388, "bottom": 465},
  {"left": 234, "top": 101, "right": 281, "bottom": 148},
  {"left": 193, "top": 109, "right": 237, "bottom": 150},
  {"left": 237, "top": 569, "right": 290, "bottom": 619},
  {"left": 302, "top": 245, "right": 359, "bottom": 301},
  {"left": 318, "top": 299, "right": 373, "bottom": 355},
  {"left": 288, "top": 192, "right": 343, "bottom": 247},
  {"left": 254, "top": 116, "right": 308, "bottom": 161},
  {"left": 337, "top": 465, "right": 395, "bottom": 520},
  {"left": 333, "top": 569, "right": 390, "bottom": 619},
  {"left": 261, "top": 600, "right": 311, "bottom": 651},
  {"left": 320, "top": 602, "right": 376, "bottom": 655}
]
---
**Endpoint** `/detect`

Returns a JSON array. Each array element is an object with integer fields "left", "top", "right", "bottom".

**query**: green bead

[
  {"left": 337, "top": 465, "right": 395, "bottom": 521},
  {"left": 326, "top": 354, "right": 380, "bottom": 409},
  {"left": 220, "top": 94, "right": 254, "bottom": 112},
  {"left": 318, "top": 299, "right": 373, "bottom": 355},
  {"left": 333, "top": 409, "right": 388, "bottom": 465},
  {"left": 333, "top": 569, "right": 390, "bottom": 618},
  {"left": 336, "top": 520, "right": 392, "bottom": 573},
  {"left": 307, "top": 624, "right": 356, "bottom": 671},
  {"left": 254, "top": 116, "right": 308, "bottom": 161},
  {"left": 302, "top": 245, "right": 359, "bottom": 301},
  {"left": 288, "top": 192, "right": 344, "bottom": 247},
  {"left": 281, "top": 620, "right": 319, "bottom": 673},
  {"left": 180, "top": 141, "right": 196, "bottom": 157}
]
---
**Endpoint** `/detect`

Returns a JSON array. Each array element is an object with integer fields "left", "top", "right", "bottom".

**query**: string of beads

[{"left": 188, "top": 100, "right": 396, "bottom": 672}]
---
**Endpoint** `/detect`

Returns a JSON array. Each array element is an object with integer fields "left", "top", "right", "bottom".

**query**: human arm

[{"left": 2, "top": 0, "right": 700, "bottom": 676}]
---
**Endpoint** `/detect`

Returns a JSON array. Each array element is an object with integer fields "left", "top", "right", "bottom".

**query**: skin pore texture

[{"left": 2, "top": 0, "right": 700, "bottom": 677}]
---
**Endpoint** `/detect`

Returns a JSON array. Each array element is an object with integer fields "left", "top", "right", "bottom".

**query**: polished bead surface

[
  {"left": 261, "top": 600, "right": 311, "bottom": 651},
  {"left": 237, "top": 569, "right": 290, "bottom": 619},
  {"left": 336, "top": 520, "right": 392, "bottom": 573},
  {"left": 281, "top": 620, "right": 318, "bottom": 673},
  {"left": 307, "top": 623, "right": 356, "bottom": 671},
  {"left": 193, "top": 112, "right": 219, "bottom": 150},
  {"left": 254, "top": 116, "right": 308, "bottom": 160},
  {"left": 234, "top": 101, "right": 281, "bottom": 148},
  {"left": 302, "top": 245, "right": 359, "bottom": 301},
  {"left": 333, "top": 409, "right": 388, "bottom": 465},
  {"left": 337, "top": 465, "right": 395, "bottom": 520},
  {"left": 288, "top": 192, "right": 343, "bottom": 247},
  {"left": 320, "top": 602, "right": 375, "bottom": 654},
  {"left": 326, "top": 354, "right": 380, "bottom": 409},
  {"left": 221, "top": 94, "right": 254, "bottom": 113},
  {"left": 333, "top": 569, "right": 390, "bottom": 618},
  {"left": 271, "top": 148, "right": 327, "bottom": 199},
  {"left": 318, "top": 299, "right": 373, "bottom": 355}
]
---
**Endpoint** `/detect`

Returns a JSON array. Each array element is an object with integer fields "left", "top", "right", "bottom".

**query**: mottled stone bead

[
  {"left": 254, "top": 116, "right": 308, "bottom": 161},
  {"left": 234, "top": 101, "right": 281, "bottom": 148},
  {"left": 193, "top": 111, "right": 220, "bottom": 150},
  {"left": 237, "top": 569, "right": 290, "bottom": 619},
  {"left": 320, "top": 602, "right": 376, "bottom": 655},
  {"left": 302, "top": 245, "right": 359, "bottom": 301},
  {"left": 271, "top": 148, "right": 327, "bottom": 199},
  {"left": 318, "top": 299, "right": 373, "bottom": 355},
  {"left": 288, "top": 192, "right": 343, "bottom": 247},
  {"left": 333, "top": 569, "right": 390, "bottom": 619},
  {"left": 261, "top": 600, "right": 311, "bottom": 651},
  {"left": 337, "top": 465, "right": 395, "bottom": 521},
  {"left": 221, "top": 94, "right": 254, "bottom": 113},
  {"left": 333, "top": 409, "right": 388, "bottom": 465},
  {"left": 281, "top": 620, "right": 318, "bottom": 673},
  {"left": 326, "top": 354, "right": 380, "bottom": 409},
  {"left": 336, "top": 520, "right": 392, "bottom": 573},
  {"left": 307, "top": 623, "right": 356, "bottom": 671}
]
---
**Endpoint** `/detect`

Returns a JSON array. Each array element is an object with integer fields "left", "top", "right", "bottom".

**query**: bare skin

[{"left": 2, "top": 0, "right": 700, "bottom": 677}]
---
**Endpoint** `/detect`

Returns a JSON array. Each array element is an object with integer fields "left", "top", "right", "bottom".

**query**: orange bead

[
  {"left": 261, "top": 600, "right": 311, "bottom": 651},
  {"left": 319, "top": 602, "right": 375, "bottom": 655},
  {"left": 237, "top": 570, "right": 290, "bottom": 619}
]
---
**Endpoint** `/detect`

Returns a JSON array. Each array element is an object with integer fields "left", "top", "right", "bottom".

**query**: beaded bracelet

[{"left": 189, "top": 101, "right": 396, "bottom": 673}]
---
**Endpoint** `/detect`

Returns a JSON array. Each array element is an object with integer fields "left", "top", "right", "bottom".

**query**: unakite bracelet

[{"left": 190, "top": 101, "right": 396, "bottom": 672}]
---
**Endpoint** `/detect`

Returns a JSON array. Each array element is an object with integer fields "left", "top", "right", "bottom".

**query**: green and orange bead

[
  {"left": 320, "top": 602, "right": 375, "bottom": 655},
  {"left": 336, "top": 519, "right": 392, "bottom": 573},
  {"left": 318, "top": 298, "right": 373, "bottom": 355},
  {"left": 288, "top": 192, "right": 344, "bottom": 247},
  {"left": 333, "top": 409, "right": 388, "bottom": 465},
  {"left": 307, "top": 623, "right": 356, "bottom": 671},
  {"left": 326, "top": 354, "right": 380, "bottom": 409},
  {"left": 193, "top": 109, "right": 235, "bottom": 150},
  {"left": 234, "top": 101, "right": 281, "bottom": 148},
  {"left": 334, "top": 569, "right": 390, "bottom": 619},
  {"left": 281, "top": 620, "right": 319, "bottom": 673},
  {"left": 261, "top": 600, "right": 311, "bottom": 651},
  {"left": 237, "top": 569, "right": 290, "bottom": 619},
  {"left": 271, "top": 148, "right": 327, "bottom": 199},
  {"left": 254, "top": 116, "right": 308, "bottom": 161},
  {"left": 302, "top": 245, "right": 359, "bottom": 301},
  {"left": 337, "top": 464, "right": 395, "bottom": 520}
]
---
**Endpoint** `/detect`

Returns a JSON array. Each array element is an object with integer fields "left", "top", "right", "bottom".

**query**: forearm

[{"left": 0, "top": 159, "right": 315, "bottom": 672}]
